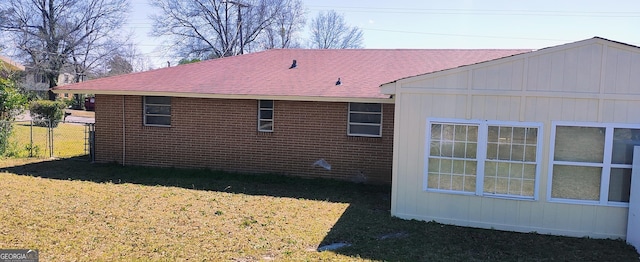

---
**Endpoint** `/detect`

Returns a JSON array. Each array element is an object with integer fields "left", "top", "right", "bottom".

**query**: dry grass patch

[
  {"left": 6, "top": 122, "right": 87, "bottom": 158},
  {"left": 0, "top": 159, "right": 638, "bottom": 261},
  {"left": 1, "top": 175, "right": 351, "bottom": 261}
]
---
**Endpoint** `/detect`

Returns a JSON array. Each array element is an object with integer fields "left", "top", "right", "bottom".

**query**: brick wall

[{"left": 95, "top": 95, "right": 394, "bottom": 183}]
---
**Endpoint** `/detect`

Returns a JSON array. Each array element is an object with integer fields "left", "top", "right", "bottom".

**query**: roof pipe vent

[
  {"left": 289, "top": 59, "right": 297, "bottom": 69},
  {"left": 335, "top": 77, "right": 341, "bottom": 86}
]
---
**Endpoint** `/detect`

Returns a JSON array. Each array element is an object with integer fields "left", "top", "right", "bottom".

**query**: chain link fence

[{"left": 0, "top": 119, "right": 94, "bottom": 161}]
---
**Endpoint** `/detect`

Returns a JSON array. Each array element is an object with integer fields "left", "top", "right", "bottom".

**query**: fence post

[
  {"left": 29, "top": 120, "right": 33, "bottom": 157},
  {"left": 48, "top": 119, "right": 53, "bottom": 158}
]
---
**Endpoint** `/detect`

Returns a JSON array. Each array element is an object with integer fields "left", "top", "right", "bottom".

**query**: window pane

[
  {"left": 428, "top": 158, "right": 440, "bottom": 173},
  {"left": 440, "top": 141, "right": 454, "bottom": 157},
  {"left": 608, "top": 168, "right": 631, "bottom": 202},
  {"left": 523, "top": 164, "right": 536, "bottom": 179},
  {"left": 431, "top": 124, "right": 442, "bottom": 140},
  {"left": 146, "top": 116, "right": 171, "bottom": 126},
  {"left": 427, "top": 158, "right": 476, "bottom": 192},
  {"left": 513, "top": 127, "right": 526, "bottom": 143},
  {"left": 427, "top": 173, "right": 440, "bottom": 189},
  {"left": 510, "top": 163, "right": 524, "bottom": 178},
  {"left": 612, "top": 128, "right": 640, "bottom": 164},
  {"left": 452, "top": 160, "right": 466, "bottom": 175},
  {"left": 525, "top": 128, "right": 538, "bottom": 145},
  {"left": 260, "top": 110, "right": 273, "bottom": 119},
  {"left": 465, "top": 160, "right": 477, "bottom": 175},
  {"left": 497, "top": 144, "right": 512, "bottom": 160},
  {"left": 498, "top": 127, "right": 513, "bottom": 141},
  {"left": 488, "top": 126, "right": 499, "bottom": 143},
  {"left": 350, "top": 113, "right": 381, "bottom": 124},
  {"left": 511, "top": 144, "right": 525, "bottom": 161},
  {"left": 259, "top": 100, "right": 273, "bottom": 108},
  {"left": 453, "top": 142, "right": 467, "bottom": 158},
  {"left": 524, "top": 145, "right": 537, "bottom": 162},
  {"left": 464, "top": 177, "right": 476, "bottom": 192},
  {"left": 259, "top": 120, "right": 273, "bottom": 131},
  {"left": 350, "top": 103, "right": 381, "bottom": 112},
  {"left": 145, "top": 105, "right": 170, "bottom": 115},
  {"left": 554, "top": 126, "right": 605, "bottom": 163},
  {"left": 551, "top": 165, "right": 601, "bottom": 200},
  {"left": 452, "top": 175, "right": 464, "bottom": 191},
  {"left": 145, "top": 96, "right": 171, "bottom": 104},
  {"left": 466, "top": 142, "right": 477, "bottom": 158},
  {"left": 349, "top": 124, "right": 380, "bottom": 136},
  {"left": 467, "top": 126, "right": 478, "bottom": 141},
  {"left": 486, "top": 143, "right": 498, "bottom": 160}
]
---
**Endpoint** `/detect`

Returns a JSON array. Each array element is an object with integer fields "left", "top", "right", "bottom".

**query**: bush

[{"left": 29, "top": 100, "right": 66, "bottom": 127}]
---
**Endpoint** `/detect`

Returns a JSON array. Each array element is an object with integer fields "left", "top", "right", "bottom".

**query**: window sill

[
  {"left": 548, "top": 198, "right": 629, "bottom": 207},
  {"left": 424, "top": 189, "right": 537, "bottom": 201}
]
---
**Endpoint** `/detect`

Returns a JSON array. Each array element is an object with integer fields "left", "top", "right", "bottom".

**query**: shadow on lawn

[
  {"left": 0, "top": 157, "right": 410, "bottom": 260},
  {"left": 3, "top": 157, "right": 638, "bottom": 261}
]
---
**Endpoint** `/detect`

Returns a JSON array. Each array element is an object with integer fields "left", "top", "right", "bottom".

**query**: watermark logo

[{"left": 0, "top": 249, "right": 38, "bottom": 262}]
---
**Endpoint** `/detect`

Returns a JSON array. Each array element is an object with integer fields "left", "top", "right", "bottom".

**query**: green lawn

[{"left": 0, "top": 158, "right": 638, "bottom": 261}]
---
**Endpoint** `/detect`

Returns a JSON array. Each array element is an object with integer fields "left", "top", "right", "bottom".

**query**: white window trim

[
  {"left": 348, "top": 103, "right": 383, "bottom": 137},
  {"left": 424, "top": 118, "right": 543, "bottom": 201},
  {"left": 143, "top": 96, "right": 171, "bottom": 127},
  {"left": 258, "top": 100, "right": 274, "bottom": 132},
  {"left": 547, "top": 121, "right": 639, "bottom": 207}
]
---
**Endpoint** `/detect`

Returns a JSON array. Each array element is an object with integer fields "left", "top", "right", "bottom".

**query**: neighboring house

[
  {"left": 23, "top": 69, "right": 75, "bottom": 98},
  {"left": 381, "top": 37, "right": 640, "bottom": 249},
  {"left": 53, "top": 49, "right": 526, "bottom": 183}
]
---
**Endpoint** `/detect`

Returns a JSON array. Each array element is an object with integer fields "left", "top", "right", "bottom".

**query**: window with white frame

[
  {"left": 144, "top": 96, "right": 171, "bottom": 126},
  {"left": 549, "top": 123, "right": 640, "bottom": 205},
  {"left": 348, "top": 103, "right": 382, "bottom": 137},
  {"left": 426, "top": 119, "right": 542, "bottom": 199},
  {"left": 258, "top": 100, "right": 273, "bottom": 132}
]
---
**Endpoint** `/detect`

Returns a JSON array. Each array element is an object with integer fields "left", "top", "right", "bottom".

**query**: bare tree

[
  {"left": 105, "top": 55, "right": 134, "bottom": 76},
  {"left": 258, "top": 0, "right": 305, "bottom": 49},
  {"left": 0, "top": 0, "right": 130, "bottom": 100},
  {"left": 309, "top": 10, "right": 364, "bottom": 49},
  {"left": 151, "top": 0, "right": 305, "bottom": 59}
]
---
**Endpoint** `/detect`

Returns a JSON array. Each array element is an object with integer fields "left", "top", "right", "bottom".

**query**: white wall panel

[
  {"left": 391, "top": 38, "right": 640, "bottom": 240},
  {"left": 472, "top": 60, "right": 524, "bottom": 91},
  {"left": 404, "top": 72, "right": 469, "bottom": 89}
]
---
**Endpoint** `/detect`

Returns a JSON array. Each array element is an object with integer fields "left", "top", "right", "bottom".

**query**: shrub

[{"left": 29, "top": 100, "right": 66, "bottom": 127}]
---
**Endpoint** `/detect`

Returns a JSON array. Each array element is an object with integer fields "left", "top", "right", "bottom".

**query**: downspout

[{"left": 122, "top": 96, "right": 126, "bottom": 166}]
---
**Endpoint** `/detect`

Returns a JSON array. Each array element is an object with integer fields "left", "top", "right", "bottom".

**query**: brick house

[{"left": 53, "top": 49, "right": 527, "bottom": 183}]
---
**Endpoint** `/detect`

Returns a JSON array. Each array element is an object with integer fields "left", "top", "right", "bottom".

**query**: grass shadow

[
  {"left": 0, "top": 157, "right": 390, "bottom": 204},
  {"left": 1, "top": 158, "right": 638, "bottom": 261}
]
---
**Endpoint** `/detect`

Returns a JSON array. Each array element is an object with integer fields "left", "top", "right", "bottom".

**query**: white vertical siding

[
  {"left": 472, "top": 60, "right": 524, "bottom": 91},
  {"left": 391, "top": 38, "right": 640, "bottom": 239}
]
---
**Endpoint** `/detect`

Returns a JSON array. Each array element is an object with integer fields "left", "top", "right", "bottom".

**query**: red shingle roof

[{"left": 55, "top": 49, "right": 529, "bottom": 100}]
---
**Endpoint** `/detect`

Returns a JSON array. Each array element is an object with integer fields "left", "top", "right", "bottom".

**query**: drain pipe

[{"left": 122, "top": 96, "right": 126, "bottom": 166}]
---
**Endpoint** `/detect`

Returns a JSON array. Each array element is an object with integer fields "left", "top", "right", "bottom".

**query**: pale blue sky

[{"left": 128, "top": 0, "right": 640, "bottom": 68}]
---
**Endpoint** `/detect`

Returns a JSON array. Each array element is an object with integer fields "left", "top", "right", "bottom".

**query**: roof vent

[
  {"left": 335, "top": 77, "right": 341, "bottom": 86},
  {"left": 289, "top": 59, "right": 297, "bottom": 69}
]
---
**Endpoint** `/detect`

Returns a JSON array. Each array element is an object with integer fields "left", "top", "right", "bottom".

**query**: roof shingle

[{"left": 55, "top": 49, "right": 529, "bottom": 100}]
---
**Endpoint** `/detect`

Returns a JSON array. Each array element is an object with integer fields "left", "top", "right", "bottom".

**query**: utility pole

[{"left": 225, "top": 0, "right": 249, "bottom": 54}]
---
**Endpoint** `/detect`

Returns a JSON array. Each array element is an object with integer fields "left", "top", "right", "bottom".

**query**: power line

[
  {"left": 307, "top": 6, "right": 640, "bottom": 17},
  {"left": 360, "top": 28, "right": 574, "bottom": 42}
]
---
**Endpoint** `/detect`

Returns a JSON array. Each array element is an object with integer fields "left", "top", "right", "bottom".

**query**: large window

[
  {"left": 144, "top": 96, "right": 171, "bottom": 126},
  {"left": 426, "top": 119, "right": 542, "bottom": 199},
  {"left": 549, "top": 122, "right": 640, "bottom": 206},
  {"left": 348, "top": 103, "right": 382, "bottom": 137},
  {"left": 258, "top": 100, "right": 273, "bottom": 132}
]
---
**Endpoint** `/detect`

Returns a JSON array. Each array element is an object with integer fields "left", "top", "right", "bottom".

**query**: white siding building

[{"left": 381, "top": 37, "right": 640, "bottom": 250}]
